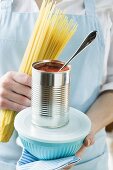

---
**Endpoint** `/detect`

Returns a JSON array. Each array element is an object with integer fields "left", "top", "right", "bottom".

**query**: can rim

[{"left": 32, "top": 60, "right": 71, "bottom": 74}]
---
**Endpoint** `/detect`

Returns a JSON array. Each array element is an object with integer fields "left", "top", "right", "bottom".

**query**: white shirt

[{"left": 12, "top": 0, "right": 113, "bottom": 93}]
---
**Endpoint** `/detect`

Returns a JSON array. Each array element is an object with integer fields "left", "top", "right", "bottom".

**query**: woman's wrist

[{"left": 87, "top": 112, "right": 100, "bottom": 135}]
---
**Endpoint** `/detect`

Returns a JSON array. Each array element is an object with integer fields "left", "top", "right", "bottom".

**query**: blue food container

[
  {"left": 14, "top": 107, "right": 91, "bottom": 160},
  {"left": 19, "top": 135, "right": 83, "bottom": 160}
]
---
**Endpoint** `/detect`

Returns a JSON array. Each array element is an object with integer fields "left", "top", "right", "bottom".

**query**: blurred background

[{"left": 106, "top": 123, "right": 113, "bottom": 170}]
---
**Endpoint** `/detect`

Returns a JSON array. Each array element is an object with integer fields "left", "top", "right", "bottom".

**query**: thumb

[
  {"left": 76, "top": 132, "right": 95, "bottom": 158},
  {"left": 84, "top": 133, "right": 95, "bottom": 147},
  {"left": 76, "top": 145, "right": 86, "bottom": 158}
]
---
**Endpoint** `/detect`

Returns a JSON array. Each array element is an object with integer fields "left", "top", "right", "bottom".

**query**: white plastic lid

[{"left": 14, "top": 107, "right": 91, "bottom": 143}]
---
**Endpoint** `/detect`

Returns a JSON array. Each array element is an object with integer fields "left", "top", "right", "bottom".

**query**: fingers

[
  {"left": 76, "top": 145, "right": 86, "bottom": 158},
  {"left": 0, "top": 71, "right": 32, "bottom": 112},
  {"left": 84, "top": 133, "right": 95, "bottom": 147},
  {"left": 63, "top": 133, "right": 95, "bottom": 169},
  {"left": 0, "top": 89, "right": 31, "bottom": 107},
  {"left": 5, "top": 71, "right": 31, "bottom": 87},
  {"left": 63, "top": 164, "right": 75, "bottom": 170},
  {"left": 76, "top": 132, "right": 95, "bottom": 158},
  {"left": 0, "top": 98, "right": 26, "bottom": 112},
  {"left": 9, "top": 81, "right": 31, "bottom": 99},
  {"left": 0, "top": 72, "right": 31, "bottom": 99},
  {"left": 12, "top": 72, "right": 31, "bottom": 87}
]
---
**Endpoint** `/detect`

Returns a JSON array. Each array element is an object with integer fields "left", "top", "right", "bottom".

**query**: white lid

[{"left": 14, "top": 107, "right": 91, "bottom": 143}]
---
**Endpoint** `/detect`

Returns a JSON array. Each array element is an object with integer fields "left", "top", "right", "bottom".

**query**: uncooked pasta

[{"left": 0, "top": 0, "right": 77, "bottom": 142}]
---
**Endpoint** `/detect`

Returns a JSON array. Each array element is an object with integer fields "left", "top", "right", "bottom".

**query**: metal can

[{"left": 32, "top": 60, "right": 71, "bottom": 128}]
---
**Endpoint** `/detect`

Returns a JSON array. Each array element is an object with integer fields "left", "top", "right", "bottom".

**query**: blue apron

[
  {"left": 0, "top": 1, "right": 38, "bottom": 170},
  {"left": 0, "top": 0, "right": 108, "bottom": 170},
  {"left": 58, "top": 0, "right": 108, "bottom": 169}
]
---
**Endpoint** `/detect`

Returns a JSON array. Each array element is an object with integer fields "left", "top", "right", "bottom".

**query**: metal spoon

[{"left": 59, "top": 31, "right": 97, "bottom": 71}]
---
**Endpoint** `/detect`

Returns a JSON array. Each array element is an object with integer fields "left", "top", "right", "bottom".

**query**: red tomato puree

[{"left": 35, "top": 63, "right": 69, "bottom": 72}]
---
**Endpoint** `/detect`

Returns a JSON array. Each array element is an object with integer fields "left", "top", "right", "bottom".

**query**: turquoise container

[
  {"left": 14, "top": 107, "right": 91, "bottom": 160},
  {"left": 19, "top": 135, "right": 83, "bottom": 160}
]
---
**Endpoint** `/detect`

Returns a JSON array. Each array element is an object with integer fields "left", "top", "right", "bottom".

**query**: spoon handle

[{"left": 59, "top": 31, "right": 97, "bottom": 71}]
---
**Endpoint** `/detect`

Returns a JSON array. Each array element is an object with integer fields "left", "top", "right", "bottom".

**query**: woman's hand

[
  {"left": 63, "top": 132, "right": 95, "bottom": 170},
  {"left": 0, "top": 71, "right": 31, "bottom": 112}
]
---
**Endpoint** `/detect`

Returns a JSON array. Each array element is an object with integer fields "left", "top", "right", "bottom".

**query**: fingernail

[{"left": 87, "top": 139, "right": 91, "bottom": 146}]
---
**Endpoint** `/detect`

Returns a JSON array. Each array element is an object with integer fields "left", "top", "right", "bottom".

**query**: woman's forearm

[{"left": 86, "top": 91, "right": 113, "bottom": 134}]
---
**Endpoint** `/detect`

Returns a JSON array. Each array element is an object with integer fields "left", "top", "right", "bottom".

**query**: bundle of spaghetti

[{"left": 0, "top": 0, "right": 77, "bottom": 142}]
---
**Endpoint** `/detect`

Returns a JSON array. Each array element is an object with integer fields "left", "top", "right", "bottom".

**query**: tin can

[{"left": 32, "top": 60, "right": 71, "bottom": 128}]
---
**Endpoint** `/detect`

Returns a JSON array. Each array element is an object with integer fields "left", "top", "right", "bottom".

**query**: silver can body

[{"left": 32, "top": 60, "right": 71, "bottom": 128}]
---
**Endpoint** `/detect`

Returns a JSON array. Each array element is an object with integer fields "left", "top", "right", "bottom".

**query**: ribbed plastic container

[
  {"left": 19, "top": 135, "right": 83, "bottom": 160},
  {"left": 14, "top": 107, "right": 91, "bottom": 160}
]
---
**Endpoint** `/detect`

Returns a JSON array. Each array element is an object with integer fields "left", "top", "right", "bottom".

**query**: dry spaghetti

[{"left": 0, "top": 0, "right": 77, "bottom": 142}]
